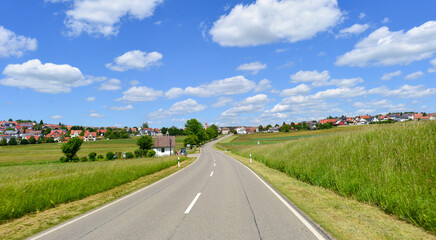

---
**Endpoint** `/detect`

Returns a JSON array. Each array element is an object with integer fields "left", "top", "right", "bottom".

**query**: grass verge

[
  {"left": 0, "top": 157, "right": 195, "bottom": 240},
  {"left": 214, "top": 145, "right": 435, "bottom": 239}
]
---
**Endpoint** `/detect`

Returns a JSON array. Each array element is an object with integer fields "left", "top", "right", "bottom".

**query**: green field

[
  {"left": 0, "top": 135, "right": 188, "bottom": 222},
  {"left": 0, "top": 136, "right": 186, "bottom": 165},
  {"left": 217, "top": 121, "right": 436, "bottom": 233}
]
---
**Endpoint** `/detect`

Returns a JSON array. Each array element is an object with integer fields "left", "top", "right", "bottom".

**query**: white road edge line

[
  {"left": 184, "top": 193, "right": 201, "bottom": 214},
  {"left": 227, "top": 154, "right": 326, "bottom": 240},
  {"left": 29, "top": 152, "right": 202, "bottom": 240},
  {"left": 214, "top": 163, "right": 216, "bottom": 166},
  {"left": 210, "top": 171, "right": 214, "bottom": 177}
]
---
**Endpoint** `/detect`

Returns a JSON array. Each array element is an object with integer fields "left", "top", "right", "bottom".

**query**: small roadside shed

[{"left": 152, "top": 136, "right": 176, "bottom": 157}]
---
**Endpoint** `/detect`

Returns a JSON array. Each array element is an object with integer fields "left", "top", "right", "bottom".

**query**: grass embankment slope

[
  {"left": 0, "top": 136, "right": 186, "bottom": 165},
  {"left": 217, "top": 121, "right": 435, "bottom": 235}
]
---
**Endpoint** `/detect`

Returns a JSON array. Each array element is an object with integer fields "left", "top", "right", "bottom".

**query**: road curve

[{"left": 29, "top": 136, "right": 331, "bottom": 240}]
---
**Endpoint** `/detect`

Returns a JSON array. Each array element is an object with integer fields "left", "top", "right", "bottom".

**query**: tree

[
  {"left": 61, "top": 137, "right": 83, "bottom": 161},
  {"left": 20, "top": 138, "right": 29, "bottom": 145},
  {"left": 39, "top": 120, "right": 44, "bottom": 125},
  {"left": 137, "top": 135, "right": 154, "bottom": 151},
  {"left": 8, "top": 118, "right": 13, "bottom": 121},
  {"left": 209, "top": 124, "right": 219, "bottom": 134},
  {"left": 184, "top": 135, "right": 199, "bottom": 148},
  {"left": 0, "top": 138, "right": 7, "bottom": 146},
  {"left": 258, "top": 125, "right": 264, "bottom": 132},
  {"left": 142, "top": 122, "right": 149, "bottom": 129},
  {"left": 185, "top": 119, "right": 207, "bottom": 143},
  {"left": 28, "top": 136, "right": 36, "bottom": 144},
  {"left": 43, "top": 128, "right": 52, "bottom": 136},
  {"left": 161, "top": 127, "right": 168, "bottom": 135},
  {"left": 8, "top": 137, "right": 17, "bottom": 145},
  {"left": 281, "top": 124, "right": 291, "bottom": 132},
  {"left": 206, "top": 127, "right": 218, "bottom": 140}
]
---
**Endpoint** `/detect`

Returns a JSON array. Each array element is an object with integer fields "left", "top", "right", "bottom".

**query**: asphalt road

[{"left": 29, "top": 137, "right": 330, "bottom": 240}]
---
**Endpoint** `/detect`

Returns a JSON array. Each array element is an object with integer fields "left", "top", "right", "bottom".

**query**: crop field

[
  {"left": 0, "top": 136, "right": 186, "bottom": 165},
  {"left": 218, "top": 121, "right": 436, "bottom": 233},
  {"left": 0, "top": 156, "right": 188, "bottom": 223}
]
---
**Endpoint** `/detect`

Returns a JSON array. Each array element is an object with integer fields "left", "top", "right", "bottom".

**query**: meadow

[
  {"left": 0, "top": 156, "right": 187, "bottom": 222},
  {"left": 217, "top": 121, "right": 436, "bottom": 233},
  {"left": 0, "top": 136, "right": 186, "bottom": 165},
  {"left": 0, "top": 135, "right": 188, "bottom": 222}
]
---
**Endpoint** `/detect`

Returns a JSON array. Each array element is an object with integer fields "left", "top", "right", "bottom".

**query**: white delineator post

[
  {"left": 178, "top": 157, "right": 180, "bottom": 168},
  {"left": 250, "top": 154, "right": 252, "bottom": 164}
]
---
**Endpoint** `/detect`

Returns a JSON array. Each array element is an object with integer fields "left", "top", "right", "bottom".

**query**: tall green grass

[
  {"left": 0, "top": 157, "right": 184, "bottom": 222},
  {"left": 227, "top": 121, "right": 436, "bottom": 233}
]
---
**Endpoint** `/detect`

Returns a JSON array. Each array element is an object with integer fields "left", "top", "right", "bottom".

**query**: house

[
  {"left": 71, "top": 130, "right": 83, "bottom": 137},
  {"left": 356, "top": 118, "right": 368, "bottom": 125},
  {"left": 319, "top": 119, "right": 337, "bottom": 124},
  {"left": 268, "top": 127, "right": 280, "bottom": 133},
  {"left": 368, "top": 116, "right": 379, "bottom": 123},
  {"left": 152, "top": 136, "right": 176, "bottom": 157},
  {"left": 246, "top": 127, "right": 259, "bottom": 134},
  {"left": 84, "top": 131, "right": 97, "bottom": 141},
  {"left": 335, "top": 120, "right": 346, "bottom": 126},
  {"left": 413, "top": 113, "right": 423, "bottom": 120},
  {"left": 428, "top": 113, "right": 436, "bottom": 120},
  {"left": 140, "top": 128, "right": 157, "bottom": 136},
  {"left": 221, "top": 128, "right": 230, "bottom": 135},
  {"left": 236, "top": 127, "right": 247, "bottom": 134},
  {"left": 360, "top": 115, "right": 371, "bottom": 119}
]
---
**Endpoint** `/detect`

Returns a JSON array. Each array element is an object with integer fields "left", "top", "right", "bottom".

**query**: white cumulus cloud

[
  {"left": 106, "top": 50, "right": 162, "bottom": 72},
  {"left": 109, "top": 105, "right": 133, "bottom": 111},
  {"left": 368, "top": 84, "right": 436, "bottom": 98},
  {"left": 212, "top": 96, "right": 233, "bottom": 108},
  {"left": 0, "top": 26, "right": 37, "bottom": 57},
  {"left": 164, "top": 76, "right": 257, "bottom": 99},
  {"left": 236, "top": 61, "right": 267, "bottom": 75},
  {"left": 429, "top": 58, "right": 436, "bottom": 73},
  {"left": 50, "top": 0, "right": 164, "bottom": 37},
  {"left": 336, "top": 21, "right": 436, "bottom": 66},
  {"left": 148, "top": 99, "right": 206, "bottom": 119},
  {"left": 381, "top": 71, "right": 402, "bottom": 80},
  {"left": 0, "top": 59, "right": 92, "bottom": 94},
  {"left": 90, "top": 112, "right": 104, "bottom": 118},
  {"left": 210, "top": 0, "right": 343, "bottom": 47},
  {"left": 85, "top": 96, "right": 96, "bottom": 101},
  {"left": 98, "top": 78, "right": 122, "bottom": 90},
  {"left": 336, "top": 23, "right": 369, "bottom": 38},
  {"left": 404, "top": 71, "right": 424, "bottom": 80},
  {"left": 51, "top": 115, "right": 62, "bottom": 119},
  {"left": 290, "top": 70, "right": 330, "bottom": 87},
  {"left": 116, "top": 86, "right": 163, "bottom": 102},
  {"left": 280, "top": 84, "right": 311, "bottom": 96}
]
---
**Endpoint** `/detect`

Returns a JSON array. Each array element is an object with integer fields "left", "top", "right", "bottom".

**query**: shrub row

[{"left": 60, "top": 150, "right": 156, "bottom": 162}]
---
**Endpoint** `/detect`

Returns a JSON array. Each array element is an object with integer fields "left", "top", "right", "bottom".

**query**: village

[{"left": 1, "top": 112, "right": 434, "bottom": 145}]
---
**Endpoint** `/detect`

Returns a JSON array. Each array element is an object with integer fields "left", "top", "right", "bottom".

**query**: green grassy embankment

[
  {"left": 218, "top": 121, "right": 436, "bottom": 234},
  {"left": 0, "top": 156, "right": 187, "bottom": 222}
]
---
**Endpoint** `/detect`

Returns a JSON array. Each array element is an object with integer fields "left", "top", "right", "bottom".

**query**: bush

[
  {"left": 106, "top": 152, "right": 115, "bottom": 160},
  {"left": 28, "top": 136, "right": 36, "bottom": 144},
  {"left": 8, "top": 137, "right": 17, "bottom": 145},
  {"left": 20, "top": 139, "right": 29, "bottom": 145},
  {"left": 134, "top": 149, "right": 143, "bottom": 158},
  {"left": 71, "top": 156, "right": 79, "bottom": 162},
  {"left": 137, "top": 135, "right": 154, "bottom": 151},
  {"left": 80, "top": 157, "right": 88, "bottom": 162},
  {"left": 146, "top": 150, "right": 156, "bottom": 157},
  {"left": 0, "top": 138, "right": 7, "bottom": 146},
  {"left": 125, "top": 152, "right": 134, "bottom": 159},
  {"left": 115, "top": 152, "right": 122, "bottom": 159},
  {"left": 59, "top": 157, "right": 68, "bottom": 162},
  {"left": 97, "top": 154, "right": 104, "bottom": 160},
  {"left": 61, "top": 137, "right": 83, "bottom": 161},
  {"left": 88, "top": 152, "right": 97, "bottom": 161}
]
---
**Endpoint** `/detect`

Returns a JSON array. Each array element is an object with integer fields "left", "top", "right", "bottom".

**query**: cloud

[
  {"left": 254, "top": 79, "right": 273, "bottom": 92},
  {"left": 0, "top": 59, "right": 93, "bottom": 94},
  {"left": 106, "top": 50, "right": 162, "bottom": 71},
  {"left": 212, "top": 96, "right": 233, "bottom": 107},
  {"left": 310, "top": 86, "right": 366, "bottom": 100},
  {"left": 329, "top": 78, "right": 364, "bottom": 88},
  {"left": 381, "top": 17, "right": 390, "bottom": 24},
  {"left": 148, "top": 99, "right": 206, "bottom": 119},
  {"left": 130, "top": 80, "right": 140, "bottom": 85},
  {"left": 290, "top": 70, "right": 330, "bottom": 87},
  {"left": 336, "top": 21, "right": 436, "bottom": 66},
  {"left": 381, "top": 71, "right": 402, "bottom": 80},
  {"left": 85, "top": 96, "right": 96, "bottom": 102},
  {"left": 220, "top": 94, "right": 271, "bottom": 118},
  {"left": 0, "top": 26, "right": 37, "bottom": 57},
  {"left": 164, "top": 75, "right": 257, "bottom": 99},
  {"left": 368, "top": 84, "right": 436, "bottom": 98},
  {"left": 50, "top": 0, "right": 164, "bottom": 37},
  {"left": 336, "top": 23, "right": 369, "bottom": 38},
  {"left": 353, "top": 99, "right": 406, "bottom": 112},
  {"left": 109, "top": 105, "right": 133, "bottom": 111},
  {"left": 359, "top": 13, "right": 366, "bottom": 19},
  {"left": 280, "top": 84, "right": 311, "bottom": 96},
  {"left": 209, "top": 0, "right": 343, "bottom": 47},
  {"left": 51, "top": 115, "right": 62, "bottom": 119},
  {"left": 116, "top": 86, "right": 163, "bottom": 102},
  {"left": 404, "top": 71, "right": 424, "bottom": 80},
  {"left": 98, "top": 78, "right": 122, "bottom": 90},
  {"left": 429, "top": 58, "right": 436, "bottom": 73},
  {"left": 236, "top": 61, "right": 266, "bottom": 74},
  {"left": 90, "top": 113, "right": 104, "bottom": 118}
]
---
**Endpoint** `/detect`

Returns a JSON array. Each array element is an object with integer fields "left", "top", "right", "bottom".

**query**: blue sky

[{"left": 0, "top": 0, "right": 435, "bottom": 128}]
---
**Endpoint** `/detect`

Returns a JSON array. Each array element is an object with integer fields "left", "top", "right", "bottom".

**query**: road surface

[{"left": 29, "top": 137, "right": 330, "bottom": 240}]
